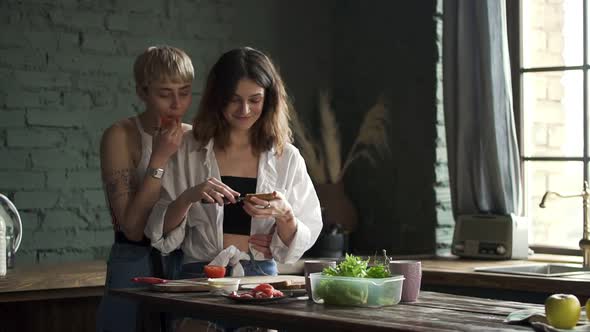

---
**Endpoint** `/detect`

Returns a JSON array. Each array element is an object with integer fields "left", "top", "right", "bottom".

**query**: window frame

[{"left": 506, "top": 0, "right": 589, "bottom": 256}]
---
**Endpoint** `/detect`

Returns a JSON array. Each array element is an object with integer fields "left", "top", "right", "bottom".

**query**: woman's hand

[
  {"left": 249, "top": 233, "right": 273, "bottom": 259},
  {"left": 243, "top": 191, "right": 297, "bottom": 246},
  {"left": 249, "top": 224, "right": 276, "bottom": 259},
  {"left": 182, "top": 177, "right": 241, "bottom": 206},
  {"left": 151, "top": 118, "right": 183, "bottom": 165},
  {"left": 243, "top": 191, "right": 293, "bottom": 222}
]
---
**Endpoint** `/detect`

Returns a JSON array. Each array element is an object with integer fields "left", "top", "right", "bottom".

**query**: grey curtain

[{"left": 443, "top": 0, "right": 522, "bottom": 216}]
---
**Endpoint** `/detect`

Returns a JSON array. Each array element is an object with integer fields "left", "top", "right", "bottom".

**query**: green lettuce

[{"left": 315, "top": 254, "right": 393, "bottom": 306}]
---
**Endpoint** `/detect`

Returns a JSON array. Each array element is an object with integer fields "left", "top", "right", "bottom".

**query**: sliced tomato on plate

[{"left": 253, "top": 283, "right": 275, "bottom": 297}]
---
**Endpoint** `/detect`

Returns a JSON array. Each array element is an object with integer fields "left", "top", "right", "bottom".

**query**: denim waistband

[
  {"left": 114, "top": 231, "right": 151, "bottom": 247},
  {"left": 180, "top": 255, "right": 277, "bottom": 278}
]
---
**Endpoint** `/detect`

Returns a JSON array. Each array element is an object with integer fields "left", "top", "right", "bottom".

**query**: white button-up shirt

[{"left": 145, "top": 131, "right": 323, "bottom": 265}]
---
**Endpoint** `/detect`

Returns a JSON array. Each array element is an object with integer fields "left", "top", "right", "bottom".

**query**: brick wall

[
  {"left": 434, "top": 0, "right": 453, "bottom": 255},
  {"left": 0, "top": 0, "right": 236, "bottom": 264},
  {"left": 523, "top": 0, "right": 582, "bottom": 246}
]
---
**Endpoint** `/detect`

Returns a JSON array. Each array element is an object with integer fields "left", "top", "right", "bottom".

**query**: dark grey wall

[
  {"left": 234, "top": 1, "right": 442, "bottom": 255},
  {"left": 331, "top": 1, "right": 439, "bottom": 254},
  {"left": 0, "top": 0, "right": 444, "bottom": 264}
]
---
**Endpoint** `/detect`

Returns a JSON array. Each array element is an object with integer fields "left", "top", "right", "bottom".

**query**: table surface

[
  {"left": 4, "top": 255, "right": 590, "bottom": 302},
  {"left": 111, "top": 288, "right": 547, "bottom": 332},
  {"left": 0, "top": 260, "right": 105, "bottom": 302}
]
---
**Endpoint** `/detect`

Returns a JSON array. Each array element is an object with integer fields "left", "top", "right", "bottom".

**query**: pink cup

[
  {"left": 304, "top": 260, "right": 336, "bottom": 298},
  {"left": 389, "top": 260, "right": 421, "bottom": 302}
]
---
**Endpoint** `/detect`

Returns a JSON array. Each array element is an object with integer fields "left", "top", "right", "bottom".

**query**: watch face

[{"left": 150, "top": 168, "right": 164, "bottom": 178}]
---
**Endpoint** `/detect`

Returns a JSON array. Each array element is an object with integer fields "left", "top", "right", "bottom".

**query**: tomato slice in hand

[{"left": 204, "top": 265, "right": 226, "bottom": 278}]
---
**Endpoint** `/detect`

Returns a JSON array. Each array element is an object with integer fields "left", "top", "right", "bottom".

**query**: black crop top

[{"left": 221, "top": 176, "right": 257, "bottom": 235}]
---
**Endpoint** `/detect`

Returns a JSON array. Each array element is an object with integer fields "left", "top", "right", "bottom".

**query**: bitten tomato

[
  {"left": 203, "top": 265, "right": 226, "bottom": 278},
  {"left": 160, "top": 115, "right": 177, "bottom": 128}
]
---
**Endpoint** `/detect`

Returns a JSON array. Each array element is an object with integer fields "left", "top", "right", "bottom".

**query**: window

[{"left": 509, "top": 0, "right": 587, "bottom": 254}]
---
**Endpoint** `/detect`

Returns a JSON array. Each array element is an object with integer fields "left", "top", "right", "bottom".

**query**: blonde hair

[
  {"left": 193, "top": 47, "right": 292, "bottom": 156},
  {"left": 133, "top": 45, "right": 194, "bottom": 88}
]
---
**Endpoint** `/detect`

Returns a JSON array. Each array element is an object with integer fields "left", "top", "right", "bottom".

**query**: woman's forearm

[
  {"left": 120, "top": 181, "right": 163, "bottom": 241},
  {"left": 275, "top": 211, "right": 297, "bottom": 246},
  {"left": 163, "top": 191, "right": 193, "bottom": 235},
  {"left": 118, "top": 158, "right": 168, "bottom": 241}
]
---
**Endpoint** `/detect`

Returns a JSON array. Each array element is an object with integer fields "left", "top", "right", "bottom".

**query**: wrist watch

[{"left": 147, "top": 167, "right": 164, "bottom": 179}]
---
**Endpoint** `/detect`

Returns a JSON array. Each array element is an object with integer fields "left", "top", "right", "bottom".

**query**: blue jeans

[
  {"left": 96, "top": 243, "right": 152, "bottom": 332},
  {"left": 162, "top": 249, "right": 184, "bottom": 280},
  {"left": 96, "top": 243, "right": 183, "bottom": 332},
  {"left": 180, "top": 258, "right": 278, "bottom": 278}
]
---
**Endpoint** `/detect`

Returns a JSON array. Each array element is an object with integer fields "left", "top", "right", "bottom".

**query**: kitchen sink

[{"left": 474, "top": 263, "right": 590, "bottom": 277}]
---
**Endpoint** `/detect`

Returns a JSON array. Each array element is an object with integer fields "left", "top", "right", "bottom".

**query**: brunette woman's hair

[{"left": 192, "top": 47, "right": 292, "bottom": 155}]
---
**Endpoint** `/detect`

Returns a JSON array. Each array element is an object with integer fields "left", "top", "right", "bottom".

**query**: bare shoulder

[
  {"left": 101, "top": 118, "right": 135, "bottom": 148},
  {"left": 100, "top": 118, "right": 136, "bottom": 174},
  {"left": 100, "top": 119, "right": 139, "bottom": 199}
]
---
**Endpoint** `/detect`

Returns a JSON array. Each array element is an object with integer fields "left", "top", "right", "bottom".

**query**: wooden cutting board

[{"left": 151, "top": 275, "right": 305, "bottom": 293}]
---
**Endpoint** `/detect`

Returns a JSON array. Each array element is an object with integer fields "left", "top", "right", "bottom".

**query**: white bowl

[{"left": 207, "top": 278, "right": 240, "bottom": 295}]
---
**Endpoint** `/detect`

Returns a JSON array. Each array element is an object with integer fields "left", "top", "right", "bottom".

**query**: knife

[
  {"left": 200, "top": 192, "right": 278, "bottom": 205},
  {"left": 131, "top": 277, "right": 208, "bottom": 286},
  {"left": 200, "top": 196, "right": 245, "bottom": 205}
]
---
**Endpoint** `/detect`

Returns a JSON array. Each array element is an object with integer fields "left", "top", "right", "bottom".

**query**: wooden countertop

[
  {"left": 0, "top": 260, "right": 106, "bottom": 302},
  {"left": 420, "top": 254, "right": 590, "bottom": 299},
  {"left": 112, "top": 289, "right": 541, "bottom": 331},
  {"left": 2, "top": 254, "right": 590, "bottom": 302}
]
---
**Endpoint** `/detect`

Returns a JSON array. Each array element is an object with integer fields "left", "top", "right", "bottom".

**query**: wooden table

[
  {"left": 0, "top": 261, "right": 106, "bottom": 332},
  {"left": 2, "top": 256, "right": 589, "bottom": 331},
  {"left": 0, "top": 260, "right": 106, "bottom": 302},
  {"left": 112, "top": 289, "right": 540, "bottom": 331}
]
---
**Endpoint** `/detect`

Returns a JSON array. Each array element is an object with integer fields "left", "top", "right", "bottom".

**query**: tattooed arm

[{"left": 100, "top": 120, "right": 182, "bottom": 241}]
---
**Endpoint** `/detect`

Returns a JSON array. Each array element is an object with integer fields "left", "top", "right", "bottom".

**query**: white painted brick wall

[{"left": 434, "top": 0, "right": 452, "bottom": 254}]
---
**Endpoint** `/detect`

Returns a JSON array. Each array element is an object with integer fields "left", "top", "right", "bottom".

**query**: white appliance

[
  {"left": 451, "top": 214, "right": 529, "bottom": 259},
  {"left": 0, "top": 194, "right": 22, "bottom": 268}
]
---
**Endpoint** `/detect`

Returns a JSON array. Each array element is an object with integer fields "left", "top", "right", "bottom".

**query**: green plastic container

[{"left": 309, "top": 272, "right": 405, "bottom": 307}]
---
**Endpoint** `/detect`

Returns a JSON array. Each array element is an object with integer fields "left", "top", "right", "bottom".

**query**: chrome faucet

[{"left": 539, "top": 181, "right": 590, "bottom": 268}]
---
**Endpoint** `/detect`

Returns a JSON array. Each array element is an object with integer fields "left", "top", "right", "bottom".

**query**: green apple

[
  {"left": 545, "top": 293, "right": 580, "bottom": 329},
  {"left": 586, "top": 298, "right": 590, "bottom": 322}
]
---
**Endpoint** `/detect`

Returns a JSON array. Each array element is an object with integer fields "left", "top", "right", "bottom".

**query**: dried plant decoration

[
  {"left": 339, "top": 95, "right": 391, "bottom": 181},
  {"left": 290, "top": 108, "right": 328, "bottom": 184},
  {"left": 291, "top": 91, "right": 391, "bottom": 184},
  {"left": 319, "top": 91, "right": 342, "bottom": 184}
]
